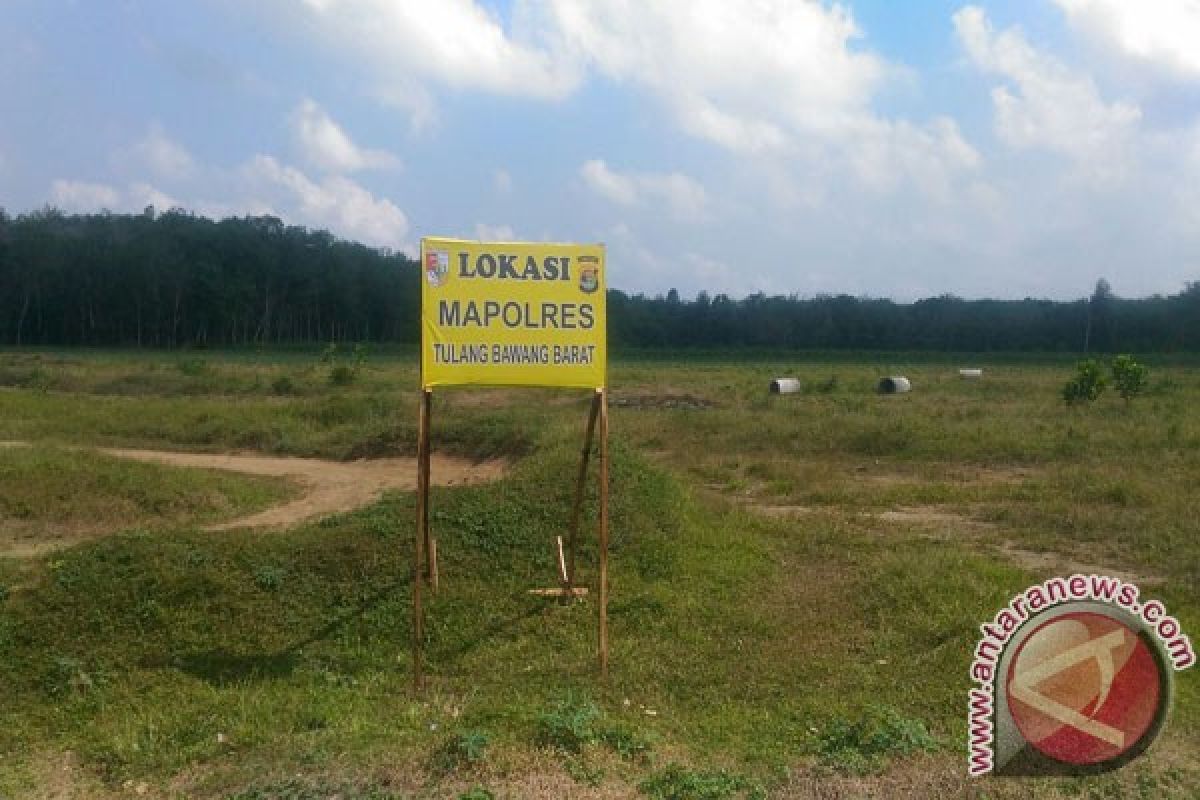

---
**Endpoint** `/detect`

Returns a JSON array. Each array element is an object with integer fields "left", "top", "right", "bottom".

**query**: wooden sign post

[{"left": 412, "top": 238, "right": 609, "bottom": 689}]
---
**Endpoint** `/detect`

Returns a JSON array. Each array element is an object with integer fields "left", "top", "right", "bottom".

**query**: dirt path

[{"left": 95, "top": 447, "right": 508, "bottom": 530}]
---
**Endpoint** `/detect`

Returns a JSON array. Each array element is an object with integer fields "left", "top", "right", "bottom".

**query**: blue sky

[{"left": 2, "top": 0, "right": 1200, "bottom": 301}]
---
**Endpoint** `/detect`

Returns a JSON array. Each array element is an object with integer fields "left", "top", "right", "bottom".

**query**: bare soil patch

[
  {"left": 0, "top": 442, "right": 508, "bottom": 556},
  {"left": 947, "top": 464, "right": 1039, "bottom": 484},
  {"left": 995, "top": 541, "right": 1159, "bottom": 586},
  {"left": 876, "top": 506, "right": 994, "bottom": 531},
  {"left": 1, "top": 522, "right": 108, "bottom": 559},
  {"left": 779, "top": 753, "right": 975, "bottom": 799},
  {"left": 855, "top": 463, "right": 1040, "bottom": 487},
  {"left": 439, "top": 387, "right": 583, "bottom": 409},
  {"left": 97, "top": 447, "right": 507, "bottom": 531},
  {"left": 610, "top": 391, "right": 715, "bottom": 410},
  {"left": 739, "top": 493, "right": 1159, "bottom": 587},
  {"left": 748, "top": 503, "right": 820, "bottom": 517}
]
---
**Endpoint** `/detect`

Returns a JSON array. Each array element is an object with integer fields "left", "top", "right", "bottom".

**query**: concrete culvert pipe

[
  {"left": 878, "top": 376, "right": 912, "bottom": 394},
  {"left": 770, "top": 378, "right": 802, "bottom": 394},
  {"left": 959, "top": 368, "right": 983, "bottom": 379}
]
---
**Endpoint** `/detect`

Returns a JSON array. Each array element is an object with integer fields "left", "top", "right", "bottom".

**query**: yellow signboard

[{"left": 420, "top": 238, "right": 607, "bottom": 389}]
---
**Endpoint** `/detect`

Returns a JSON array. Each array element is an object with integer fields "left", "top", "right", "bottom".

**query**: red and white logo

[
  {"left": 425, "top": 250, "right": 449, "bottom": 287},
  {"left": 1005, "top": 611, "right": 1164, "bottom": 767},
  {"left": 968, "top": 576, "right": 1191, "bottom": 777}
]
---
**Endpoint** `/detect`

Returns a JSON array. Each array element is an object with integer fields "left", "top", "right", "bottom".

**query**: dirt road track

[{"left": 96, "top": 447, "right": 508, "bottom": 530}]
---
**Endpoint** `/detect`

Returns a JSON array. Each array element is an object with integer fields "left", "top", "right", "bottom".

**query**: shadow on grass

[
  {"left": 431, "top": 602, "right": 544, "bottom": 663},
  {"left": 156, "top": 578, "right": 406, "bottom": 686},
  {"left": 158, "top": 574, "right": 547, "bottom": 686},
  {"left": 176, "top": 650, "right": 299, "bottom": 686}
]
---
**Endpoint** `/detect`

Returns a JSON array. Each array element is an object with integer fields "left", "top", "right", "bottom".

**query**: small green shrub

[
  {"left": 271, "top": 374, "right": 297, "bottom": 395},
  {"left": 320, "top": 342, "right": 368, "bottom": 386},
  {"left": 328, "top": 364, "right": 356, "bottom": 386},
  {"left": 457, "top": 789, "right": 495, "bottom": 800},
  {"left": 813, "top": 706, "right": 937, "bottom": 774},
  {"left": 1063, "top": 359, "right": 1107, "bottom": 406},
  {"left": 253, "top": 565, "right": 286, "bottom": 591},
  {"left": 535, "top": 693, "right": 655, "bottom": 766},
  {"left": 537, "top": 694, "right": 601, "bottom": 753},
  {"left": 134, "top": 598, "right": 165, "bottom": 628},
  {"left": 600, "top": 723, "right": 656, "bottom": 760},
  {"left": 23, "top": 366, "right": 50, "bottom": 391},
  {"left": 1111, "top": 354, "right": 1148, "bottom": 404},
  {"left": 533, "top": 695, "right": 658, "bottom": 786},
  {"left": 177, "top": 358, "right": 209, "bottom": 377},
  {"left": 432, "top": 729, "right": 490, "bottom": 772},
  {"left": 638, "top": 765, "right": 766, "bottom": 800}
]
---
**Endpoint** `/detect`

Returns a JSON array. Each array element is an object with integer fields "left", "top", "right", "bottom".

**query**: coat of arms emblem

[{"left": 425, "top": 250, "right": 449, "bottom": 287}]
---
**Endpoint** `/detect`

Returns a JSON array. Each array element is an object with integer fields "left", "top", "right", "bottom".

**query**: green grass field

[{"left": 0, "top": 349, "right": 1196, "bottom": 799}]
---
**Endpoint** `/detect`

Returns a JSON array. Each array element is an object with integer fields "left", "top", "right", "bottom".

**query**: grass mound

[{"left": 0, "top": 444, "right": 293, "bottom": 554}]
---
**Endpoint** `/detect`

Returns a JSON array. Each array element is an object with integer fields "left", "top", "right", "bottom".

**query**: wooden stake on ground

[
  {"left": 556, "top": 536, "right": 568, "bottom": 586},
  {"left": 413, "top": 388, "right": 431, "bottom": 690},
  {"left": 598, "top": 387, "right": 610, "bottom": 677},
  {"left": 423, "top": 391, "right": 436, "bottom": 593},
  {"left": 528, "top": 587, "right": 589, "bottom": 597},
  {"left": 566, "top": 391, "right": 602, "bottom": 591}
]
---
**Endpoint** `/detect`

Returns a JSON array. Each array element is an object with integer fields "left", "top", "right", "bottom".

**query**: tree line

[
  {"left": 2, "top": 207, "right": 1199, "bottom": 352},
  {"left": 0, "top": 208, "right": 415, "bottom": 347}
]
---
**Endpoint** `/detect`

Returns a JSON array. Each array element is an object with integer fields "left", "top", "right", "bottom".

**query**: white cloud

[
  {"left": 681, "top": 252, "right": 781, "bottom": 297},
  {"left": 128, "top": 182, "right": 178, "bottom": 211},
  {"left": 264, "top": 0, "right": 976, "bottom": 199},
  {"left": 1054, "top": 0, "right": 1200, "bottom": 78},
  {"left": 580, "top": 159, "right": 707, "bottom": 220},
  {"left": 118, "top": 125, "right": 195, "bottom": 180},
  {"left": 51, "top": 180, "right": 121, "bottom": 210},
  {"left": 954, "top": 6, "right": 1141, "bottom": 167},
  {"left": 297, "top": 0, "right": 578, "bottom": 102},
  {"left": 373, "top": 81, "right": 439, "bottom": 133},
  {"left": 242, "top": 155, "right": 408, "bottom": 249},
  {"left": 50, "top": 131, "right": 409, "bottom": 252},
  {"left": 50, "top": 179, "right": 177, "bottom": 214},
  {"left": 844, "top": 116, "right": 981, "bottom": 198},
  {"left": 474, "top": 223, "right": 516, "bottom": 240},
  {"left": 604, "top": 222, "right": 781, "bottom": 297},
  {"left": 546, "top": 0, "right": 884, "bottom": 152},
  {"left": 291, "top": 99, "right": 401, "bottom": 173},
  {"left": 606, "top": 222, "right": 665, "bottom": 283},
  {"left": 551, "top": 2, "right": 978, "bottom": 199},
  {"left": 286, "top": 0, "right": 969, "bottom": 193},
  {"left": 580, "top": 160, "right": 637, "bottom": 205}
]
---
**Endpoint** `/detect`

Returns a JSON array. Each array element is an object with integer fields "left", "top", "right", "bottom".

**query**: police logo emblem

[{"left": 578, "top": 256, "right": 599, "bottom": 294}]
